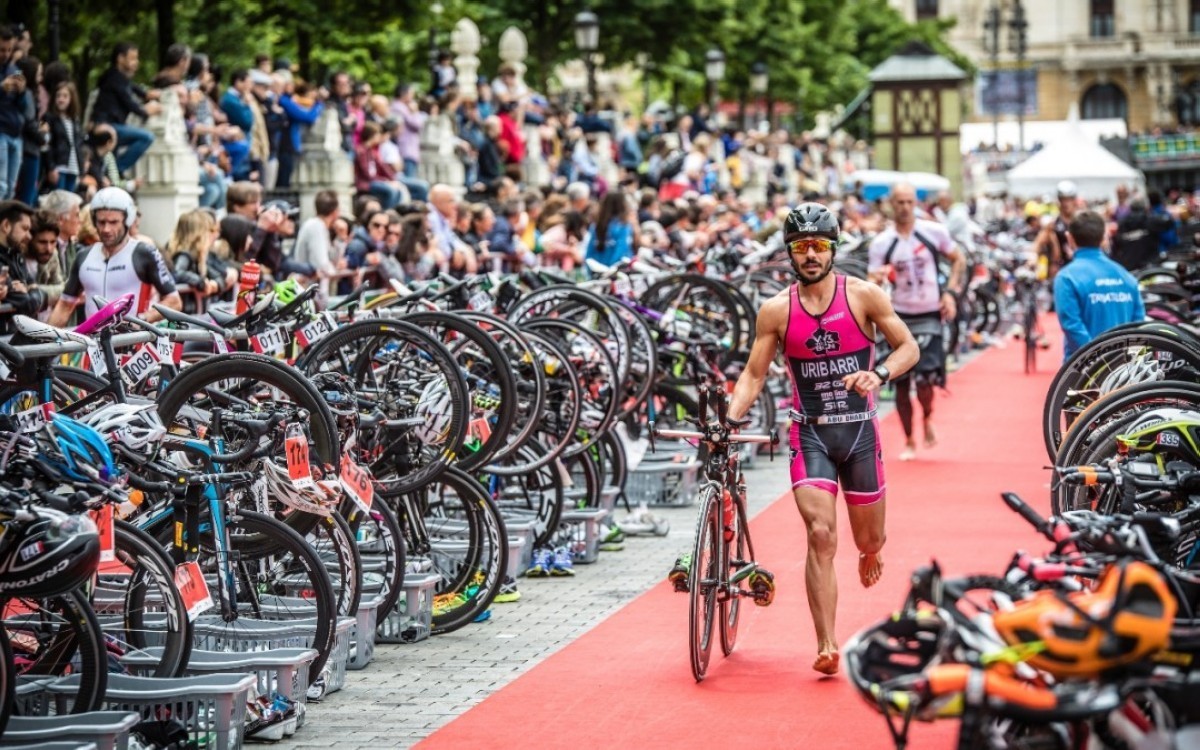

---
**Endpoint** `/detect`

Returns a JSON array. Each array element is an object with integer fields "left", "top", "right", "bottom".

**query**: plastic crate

[
  {"left": 191, "top": 615, "right": 355, "bottom": 697},
  {"left": 553, "top": 507, "right": 607, "bottom": 564},
  {"left": 502, "top": 518, "right": 538, "bottom": 576},
  {"left": 1, "top": 744, "right": 98, "bottom": 750},
  {"left": 626, "top": 452, "right": 701, "bottom": 507},
  {"left": 0, "top": 711, "right": 139, "bottom": 750},
  {"left": 348, "top": 594, "right": 385, "bottom": 670},
  {"left": 376, "top": 572, "right": 438, "bottom": 644},
  {"left": 120, "top": 647, "right": 316, "bottom": 740},
  {"left": 45, "top": 673, "right": 257, "bottom": 750}
]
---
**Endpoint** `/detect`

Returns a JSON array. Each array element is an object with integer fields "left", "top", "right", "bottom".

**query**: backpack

[{"left": 659, "top": 150, "right": 686, "bottom": 181}]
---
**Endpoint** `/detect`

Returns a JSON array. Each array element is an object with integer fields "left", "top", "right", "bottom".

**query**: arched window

[
  {"left": 1178, "top": 79, "right": 1200, "bottom": 127},
  {"left": 1081, "top": 83, "right": 1127, "bottom": 120}
]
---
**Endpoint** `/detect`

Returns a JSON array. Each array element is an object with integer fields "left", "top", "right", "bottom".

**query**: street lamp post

[
  {"left": 575, "top": 10, "right": 600, "bottom": 103},
  {"left": 1008, "top": 0, "right": 1029, "bottom": 152},
  {"left": 428, "top": 2, "right": 444, "bottom": 93},
  {"left": 750, "top": 61, "right": 768, "bottom": 130},
  {"left": 982, "top": 2, "right": 1001, "bottom": 149},
  {"left": 705, "top": 48, "right": 725, "bottom": 118}
]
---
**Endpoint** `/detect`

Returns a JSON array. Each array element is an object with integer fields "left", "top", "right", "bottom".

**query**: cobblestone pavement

[{"left": 281, "top": 387, "right": 917, "bottom": 749}]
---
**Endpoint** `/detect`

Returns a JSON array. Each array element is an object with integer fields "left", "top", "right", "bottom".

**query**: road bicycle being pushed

[{"left": 651, "top": 377, "right": 778, "bottom": 682}]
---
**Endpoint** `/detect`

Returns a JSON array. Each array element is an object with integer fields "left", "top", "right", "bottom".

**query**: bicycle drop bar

[{"left": 653, "top": 426, "right": 776, "bottom": 445}]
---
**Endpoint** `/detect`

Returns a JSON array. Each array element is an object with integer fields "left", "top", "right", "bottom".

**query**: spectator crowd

[{"left": 0, "top": 23, "right": 1197, "bottom": 335}]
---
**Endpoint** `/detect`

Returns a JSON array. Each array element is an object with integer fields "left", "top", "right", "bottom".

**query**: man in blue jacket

[{"left": 1053, "top": 209, "right": 1145, "bottom": 362}]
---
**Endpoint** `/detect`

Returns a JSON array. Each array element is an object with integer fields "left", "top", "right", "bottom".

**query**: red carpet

[{"left": 419, "top": 327, "right": 1064, "bottom": 750}]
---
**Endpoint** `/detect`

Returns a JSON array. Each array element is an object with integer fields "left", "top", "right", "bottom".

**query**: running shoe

[
  {"left": 549, "top": 546, "right": 576, "bottom": 576},
  {"left": 525, "top": 548, "right": 553, "bottom": 578},
  {"left": 668, "top": 553, "right": 691, "bottom": 592},
  {"left": 494, "top": 576, "right": 522, "bottom": 603}
]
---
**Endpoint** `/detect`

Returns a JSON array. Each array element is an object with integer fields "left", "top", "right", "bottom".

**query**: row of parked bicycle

[
  {"left": 0, "top": 234, "right": 817, "bottom": 748},
  {"left": 848, "top": 257, "right": 1200, "bottom": 749}
]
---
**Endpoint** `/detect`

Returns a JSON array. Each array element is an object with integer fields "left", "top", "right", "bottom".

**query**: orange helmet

[{"left": 992, "top": 561, "right": 1175, "bottom": 678}]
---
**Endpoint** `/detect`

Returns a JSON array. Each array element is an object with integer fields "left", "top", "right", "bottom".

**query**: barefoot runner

[
  {"left": 866, "top": 183, "right": 965, "bottom": 461},
  {"left": 725, "top": 202, "right": 918, "bottom": 676}
]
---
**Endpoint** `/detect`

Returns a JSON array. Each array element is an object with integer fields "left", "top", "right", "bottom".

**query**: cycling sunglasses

[{"left": 787, "top": 238, "right": 837, "bottom": 255}]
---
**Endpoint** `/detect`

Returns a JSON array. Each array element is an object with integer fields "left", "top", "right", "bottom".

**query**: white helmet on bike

[
  {"left": 1098, "top": 354, "right": 1163, "bottom": 394},
  {"left": 78, "top": 402, "right": 166, "bottom": 452},
  {"left": 259, "top": 458, "right": 340, "bottom": 517},
  {"left": 412, "top": 377, "right": 454, "bottom": 446}
]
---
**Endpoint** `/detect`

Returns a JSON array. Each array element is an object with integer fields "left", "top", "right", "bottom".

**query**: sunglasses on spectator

[
  {"left": 787, "top": 238, "right": 836, "bottom": 255},
  {"left": 368, "top": 221, "right": 388, "bottom": 229}
]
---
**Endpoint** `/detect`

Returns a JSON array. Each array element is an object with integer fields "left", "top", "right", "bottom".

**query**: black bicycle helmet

[
  {"left": 783, "top": 202, "right": 840, "bottom": 244},
  {"left": 844, "top": 611, "right": 954, "bottom": 717},
  {"left": 0, "top": 507, "right": 100, "bottom": 598}
]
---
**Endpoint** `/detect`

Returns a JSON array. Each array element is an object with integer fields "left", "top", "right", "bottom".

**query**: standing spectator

[
  {"left": 13, "top": 56, "right": 43, "bottom": 205},
  {"left": 616, "top": 115, "right": 643, "bottom": 182},
  {"left": 276, "top": 73, "right": 323, "bottom": 189},
  {"left": 495, "top": 101, "right": 525, "bottom": 178},
  {"left": 347, "top": 82, "right": 371, "bottom": 148},
  {"left": 1053, "top": 210, "right": 1145, "bottom": 362},
  {"left": 0, "top": 200, "right": 46, "bottom": 332},
  {"left": 292, "top": 189, "right": 344, "bottom": 298},
  {"left": 1148, "top": 190, "right": 1179, "bottom": 256},
  {"left": 0, "top": 26, "right": 24, "bottom": 200},
  {"left": 151, "top": 43, "right": 191, "bottom": 89},
  {"left": 327, "top": 71, "right": 355, "bottom": 154},
  {"left": 1112, "top": 198, "right": 1172, "bottom": 273},
  {"left": 431, "top": 52, "right": 456, "bottom": 99},
  {"left": 585, "top": 192, "right": 637, "bottom": 267},
  {"left": 390, "top": 84, "right": 426, "bottom": 182},
  {"left": 45, "top": 81, "right": 83, "bottom": 192},
  {"left": 248, "top": 70, "right": 279, "bottom": 187},
  {"left": 184, "top": 53, "right": 229, "bottom": 209},
  {"left": 26, "top": 209, "right": 64, "bottom": 312},
  {"left": 354, "top": 120, "right": 407, "bottom": 209},
  {"left": 491, "top": 64, "right": 527, "bottom": 107},
  {"left": 39, "top": 189, "right": 83, "bottom": 274},
  {"left": 219, "top": 69, "right": 255, "bottom": 181},
  {"left": 475, "top": 116, "right": 505, "bottom": 188},
  {"left": 91, "top": 42, "right": 161, "bottom": 175}
]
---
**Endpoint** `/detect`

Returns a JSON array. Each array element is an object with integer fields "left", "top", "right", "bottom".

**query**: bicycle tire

[
  {"left": 720, "top": 491, "right": 746, "bottom": 657},
  {"left": 1054, "top": 381, "right": 1200, "bottom": 467},
  {"left": 108, "top": 519, "right": 192, "bottom": 678},
  {"left": 391, "top": 467, "right": 507, "bottom": 635},
  {"left": 0, "top": 366, "right": 109, "bottom": 417},
  {"left": 690, "top": 485, "right": 721, "bottom": 682},
  {"left": 344, "top": 500, "right": 406, "bottom": 623},
  {"left": 298, "top": 319, "right": 470, "bottom": 496},
  {"left": 485, "top": 436, "right": 564, "bottom": 549},
  {"left": 4, "top": 587, "right": 108, "bottom": 714},
  {"left": 308, "top": 511, "right": 363, "bottom": 617},
  {"left": 1042, "top": 331, "right": 1200, "bottom": 460},
  {"left": 402, "top": 310, "right": 520, "bottom": 470},
  {"left": 642, "top": 274, "right": 744, "bottom": 367},
  {"left": 522, "top": 318, "right": 621, "bottom": 450},
  {"left": 151, "top": 509, "right": 337, "bottom": 685},
  {"left": 608, "top": 298, "right": 659, "bottom": 421},
  {"left": 0, "top": 619, "right": 11, "bottom": 733},
  {"left": 508, "top": 285, "right": 632, "bottom": 387}
]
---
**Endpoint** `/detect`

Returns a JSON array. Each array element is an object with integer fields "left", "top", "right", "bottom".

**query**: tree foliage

[{"left": 12, "top": 0, "right": 964, "bottom": 125}]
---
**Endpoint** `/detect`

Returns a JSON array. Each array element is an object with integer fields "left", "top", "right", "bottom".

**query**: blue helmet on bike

[{"left": 39, "top": 413, "right": 120, "bottom": 485}]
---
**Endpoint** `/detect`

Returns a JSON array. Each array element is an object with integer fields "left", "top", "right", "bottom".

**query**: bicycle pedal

[
  {"left": 748, "top": 570, "right": 775, "bottom": 607},
  {"left": 670, "top": 575, "right": 689, "bottom": 594}
]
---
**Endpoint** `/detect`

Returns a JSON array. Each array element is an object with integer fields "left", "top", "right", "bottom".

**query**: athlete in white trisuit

[
  {"left": 866, "top": 183, "right": 966, "bottom": 461},
  {"left": 48, "top": 187, "right": 181, "bottom": 327}
]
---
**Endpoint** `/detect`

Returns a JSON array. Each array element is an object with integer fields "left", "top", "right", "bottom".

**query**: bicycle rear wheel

[{"left": 689, "top": 487, "right": 721, "bottom": 682}]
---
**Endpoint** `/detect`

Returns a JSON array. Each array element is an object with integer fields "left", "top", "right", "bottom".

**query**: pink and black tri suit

[{"left": 783, "top": 276, "right": 886, "bottom": 505}]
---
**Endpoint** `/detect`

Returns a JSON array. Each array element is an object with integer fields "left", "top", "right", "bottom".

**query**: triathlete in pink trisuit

[{"left": 726, "top": 203, "right": 919, "bottom": 676}]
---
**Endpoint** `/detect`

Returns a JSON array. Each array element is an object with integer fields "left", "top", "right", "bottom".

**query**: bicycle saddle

[
  {"left": 152, "top": 303, "right": 226, "bottom": 335},
  {"left": 75, "top": 293, "right": 135, "bottom": 335},
  {"left": 207, "top": 291, "right": 275, "bottom": 328},
  {"left": 12, "top": 315, "right": 96, "bottom": 347}
]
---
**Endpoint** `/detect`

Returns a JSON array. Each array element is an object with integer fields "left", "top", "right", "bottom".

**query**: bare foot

[
  {"left": 899, "top": 443, "right": 916, "bottom": 461},
  {"left": 813, "top": 649, "right": 840, "bottom": 676},
  {"left": 923, "top": 423, "right": 937, "bottom": 449},
  {"left": 859, "top": 552, "right": 884, "bottom": 588}
]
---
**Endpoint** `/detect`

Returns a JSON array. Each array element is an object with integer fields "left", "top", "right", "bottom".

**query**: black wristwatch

[{"left": 873, "top": 364, "right": 891, "bottom": 383}]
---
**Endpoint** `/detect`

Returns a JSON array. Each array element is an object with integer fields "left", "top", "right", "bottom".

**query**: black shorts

[
  {"left": 788, "top": 419, "right": 886, "bottom": 505},
  {"left": 895, "top": 313, "right": 945, "bottom": 387}
]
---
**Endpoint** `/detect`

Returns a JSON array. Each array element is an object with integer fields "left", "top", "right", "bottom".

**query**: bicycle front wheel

[
  {"left": 689, "top": 486, "right": 721, "bottom": 682},
  {"left": 720, "top": 495, "right": 747, "bottom": 657}
]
